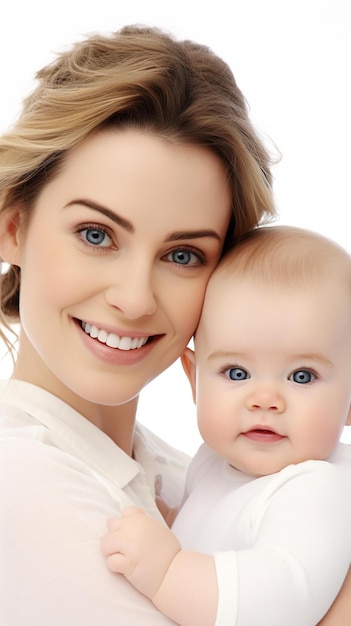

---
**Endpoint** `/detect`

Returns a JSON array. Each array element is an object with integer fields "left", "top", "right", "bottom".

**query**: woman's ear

[
  {"left": 0, "top": 207, "right": 23, "bottom": 266},
  {"left": 181, "top": 347, "right": 197, "bottom": 403}
]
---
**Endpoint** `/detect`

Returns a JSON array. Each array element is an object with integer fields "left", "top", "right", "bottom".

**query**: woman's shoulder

[
  {"left": 134, "top": 422, "right": 191, "bottom": 507},
  {"left": 134, "top": 422, "right": 190, "bottom": 466}
]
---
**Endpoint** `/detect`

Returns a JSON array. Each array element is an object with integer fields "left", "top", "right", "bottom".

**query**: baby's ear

[
  {"left": 0, "top": 207, "right": 23, "bottom": 267},
  {"left": 180, "top": 347, "right": 197, "bottom": 403}
]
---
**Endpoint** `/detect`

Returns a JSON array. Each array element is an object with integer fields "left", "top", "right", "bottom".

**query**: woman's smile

[
  {"left": 76, "top": 317, "right": 162, "bottom": 367},
  {"left": 80, "top": 320, "right": 151, "bottom": 350},
  {"left": 9, "top": 127, "right": 231, "bottom": 409}
]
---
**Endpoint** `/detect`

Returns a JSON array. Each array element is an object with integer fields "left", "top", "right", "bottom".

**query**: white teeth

[
  {"left": 97, "top": 330, "right": 108, "bottom": 343},
  {"left": 81, "top": 321, "right": 148, "bottom": 351},
  {"left": 106, "top": 333, "right": 120, "bottom": 348},
  {"left": 119, "top": 336, "right": 132, "bottom": 351}
]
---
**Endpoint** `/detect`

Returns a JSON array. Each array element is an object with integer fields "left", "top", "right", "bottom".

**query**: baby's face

[{"left": 191, "top": 273, "right": 351, "bottom": 476}]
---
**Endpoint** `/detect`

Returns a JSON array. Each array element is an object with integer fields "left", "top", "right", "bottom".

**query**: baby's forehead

[
  {"left": 195, "top": 273, "right": 351, "bottom": 363},
  {"left": 199, "top": 262, "right": 351, "bottom": 342},
  {"left": 205, "top": 264, "right": 351, "bottom": 303},
  {"left": 199, "top": 227, "right": 351, "bottom": 343}
]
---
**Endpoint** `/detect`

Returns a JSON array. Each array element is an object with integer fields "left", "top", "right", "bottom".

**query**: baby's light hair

[{"left": 216, "top": 225, "right": 351, "bottom": 292}]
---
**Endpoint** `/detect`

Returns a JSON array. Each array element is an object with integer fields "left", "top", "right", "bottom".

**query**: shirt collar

[{"left": 0, "top": 379, "right": 142, "bottom": 490}]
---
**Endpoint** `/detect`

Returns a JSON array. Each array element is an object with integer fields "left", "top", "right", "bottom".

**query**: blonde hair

[
  {"left": 0, "top": 24, "right": 276, "bottom": 351},
  {"left": 217, "top": 225, "right": 351, "bottom": 289}
]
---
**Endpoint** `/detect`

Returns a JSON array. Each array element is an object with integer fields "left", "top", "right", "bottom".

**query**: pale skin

[
  {"left": 0, "top": 127, "right": 232, "bottom": 454},
  {"left": 3, "top": 126, "right": 350, "bottom": 623},
  {"left": 101, "top": 266, "right": 351, "bottom": 626}
]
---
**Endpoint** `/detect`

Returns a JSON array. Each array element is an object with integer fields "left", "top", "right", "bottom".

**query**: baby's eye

[
  {"left": 289, "top": 369, "right": 316, "bottom": 384},
  {"left": 226, "top": 367, "right": 249, "bottom": 381},
  {"left": 79, "top": 227, "right": 112, "bottom": 248},
  {"left": 166, "top": 248, "right": 206, "bottom": 267}
]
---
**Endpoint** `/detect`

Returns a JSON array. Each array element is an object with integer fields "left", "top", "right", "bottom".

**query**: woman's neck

[
  {"left": 85, "top": 397, "right": 139, "bottom": 455},
  {"left": 12, "top": 333, "right": 139, "bottom": 455}
]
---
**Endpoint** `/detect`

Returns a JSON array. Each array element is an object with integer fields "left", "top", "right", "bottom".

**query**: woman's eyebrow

[
  {"left": 64, "top": 198, "right": 221, "bottom": 241},
  {"left": 166, "top": 230, "right": 221, "bottom": 242},
  {"left": 64, "top": 199, "right": 134, "bottom": 232}
]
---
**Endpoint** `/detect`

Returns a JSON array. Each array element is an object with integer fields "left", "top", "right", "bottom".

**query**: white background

[{"left": 0, "top": 0, "right": 350, "bottom": 454}]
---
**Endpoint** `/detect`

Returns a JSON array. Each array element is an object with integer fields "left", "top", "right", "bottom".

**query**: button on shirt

[{"left": 0, "top": 379, "right": 189, "bottom": 626}]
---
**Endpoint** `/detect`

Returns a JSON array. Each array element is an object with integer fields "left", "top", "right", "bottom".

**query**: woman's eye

[
  {"left": 226, "top": 367, "right": 249, "bottom": 381},
  {"left": 79, "top": 227, "right": 112, "bottom": 248},
  {"left": 290, "top": 369, "right": 316, "bottom": 384},
  {"left": 166, "top": 249, "right": 205, "bottom": 266}
]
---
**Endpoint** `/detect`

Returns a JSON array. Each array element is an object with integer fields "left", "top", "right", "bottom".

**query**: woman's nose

[
  {"left": 246, "top": 388, "right": 286, "bottom": 413},
  {"left": 104, "top": 262, "right": 157, "bottom": 319}
]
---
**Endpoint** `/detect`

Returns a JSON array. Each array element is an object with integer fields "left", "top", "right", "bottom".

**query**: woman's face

[{"left": 5, "top": 128, "right": 231, "bottom": 407}]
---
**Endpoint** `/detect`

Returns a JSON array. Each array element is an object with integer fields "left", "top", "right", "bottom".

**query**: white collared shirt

[{"left": 0, "top": 379, "right": 189, "bottom": 625}]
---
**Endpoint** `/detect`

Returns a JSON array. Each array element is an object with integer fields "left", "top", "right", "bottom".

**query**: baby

[{"left": 101, "top": 225, "right": 351, "bottom": 626}]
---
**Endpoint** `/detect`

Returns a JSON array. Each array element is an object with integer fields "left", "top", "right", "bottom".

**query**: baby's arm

[{"left": 101, "top": 506, "right": 218, "bottom": 626}]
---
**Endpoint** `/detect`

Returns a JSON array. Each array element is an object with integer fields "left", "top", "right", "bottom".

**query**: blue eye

[
  {"left": 226, "top": 367, "right": 249, "bottom": 381},
  {"left": 167, "top": 249, "right": 203, "bottom": 266},
  {"left": 80, "top": 227, "right": 112, "bottom": 247},
  {"left": 290, "top": 370, "right": 315, "bottom": 384}
]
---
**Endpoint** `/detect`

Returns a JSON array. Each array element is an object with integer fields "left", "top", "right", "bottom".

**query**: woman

[{"left": 0, "top": 24, "right": 346, "bottom": 624}]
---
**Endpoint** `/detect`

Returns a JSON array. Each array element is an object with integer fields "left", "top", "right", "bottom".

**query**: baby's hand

[{"left": 101, "top": 506, "right": 181, "bottom": 600}]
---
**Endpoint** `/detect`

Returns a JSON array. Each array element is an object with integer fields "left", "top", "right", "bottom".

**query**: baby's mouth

[{"left": 80, "top": 321, "right": 150, "bottom": 351}]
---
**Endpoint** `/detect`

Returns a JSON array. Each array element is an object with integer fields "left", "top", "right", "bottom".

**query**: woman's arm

[
  {"left": 317, "top": 567, "right": 351, "bottom": 625},
  {"left": 0, "top": 439, "right": 176, "bottom": 626}
]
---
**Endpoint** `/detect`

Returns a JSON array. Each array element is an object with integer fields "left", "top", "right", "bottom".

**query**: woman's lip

[
  {"left": 81, "top": 321, "right": 149, "bottom": 350},
  {"left": 77, "top": 318, "right": 153, "bottom": 339},
  {"left": 76, "top": 319, "right": 162, "bottom": 365}
]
